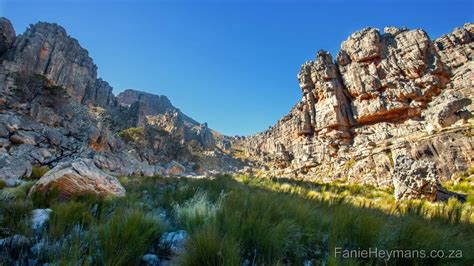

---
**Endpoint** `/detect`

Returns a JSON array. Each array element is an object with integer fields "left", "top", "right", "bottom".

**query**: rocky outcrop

[
  {"left": 2, "top": 21, "right": 117, "bottom": 111},
  {"left": 393, "top": 154, "right": 467, "bottom": 201},
  {"left": 0, "top": 17, "right": 245, "bottom": 186},
  {"left": 392, "top": 155, "right": 439, "bottom": 200},
  {"left": 6, "top": 22, "right": 97, "bottom": 103},
  {"left": 241, "top": 23, "right": 473, "bottom": 201},
  {"left": 117, "top": 89, "right": 175, "bottom": 116},
  {"left": 116, "top": 89, "right": 217, "bottom": 150},
  {"left": 297, "top": 51, "right": 355, "bottom": 142},
  {"left": 0, "top": 18, "right": 15, "bottom": 56},
  {"left": 337, "top": 27, "right": 448, "bottom": 124},
  {"left": 29, "top": 159, "right": 126, "bottom": 198},
  {"left": 2, "top": 16, "right": 470, "bottom": 201}
]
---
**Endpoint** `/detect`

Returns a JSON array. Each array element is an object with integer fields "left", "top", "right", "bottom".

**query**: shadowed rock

[{"left": 0, "top": 18, "right": 15, "bottom": 55}]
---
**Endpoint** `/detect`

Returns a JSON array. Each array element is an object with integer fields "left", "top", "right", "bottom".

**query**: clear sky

[{"left": 1, "top": 0, "right": 473, "bottom": 136}]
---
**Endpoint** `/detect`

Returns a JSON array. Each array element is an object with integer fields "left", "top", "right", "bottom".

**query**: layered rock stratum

[{"left": 239, "top": 23, "right": 473, "bottom": 200}]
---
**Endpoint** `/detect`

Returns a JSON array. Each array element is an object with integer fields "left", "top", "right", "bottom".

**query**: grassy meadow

[{"left": 0, "top": 173, "right": 473, "bottom": 265}]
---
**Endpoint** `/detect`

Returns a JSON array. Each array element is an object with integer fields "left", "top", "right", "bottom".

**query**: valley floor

[{"left": 1, "top": 173, "right": 473, "bottom": 265}]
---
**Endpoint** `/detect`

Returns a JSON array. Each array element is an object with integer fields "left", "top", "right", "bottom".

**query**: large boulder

[
  {"left": 166, "top": 161, "right": 186, "bottom": 176},
  {"left": 29, "top": 159, "right": 125, "bottom": 198},
  {"left": 392, "top": 155, "right": 466, "bottom": 202},
  {"left": 0, "top": 153, "right": 32, "bottom": 187},
  {"left": 392, "top": 155, "right": 439, "bottom": 200}
]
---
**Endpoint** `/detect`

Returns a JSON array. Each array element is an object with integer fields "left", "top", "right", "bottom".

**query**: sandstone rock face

[
  {"left": 2, "top": 20, "right": 117, "bottom": 111},
  {"left": 241, "top": 23, "right": 473, "bottom": 200},
  {"left": 337, "top": 27, "right": 448, "bottom": 125},
  {"left": 116, "top": 89, "right": 217, "bottom": 150},
  {"left": 2, "top": 16, "right": 470, "bottom": 202},
  {"left": 297, "top": 51, "right": 354, "bottom": 141},
  {"left": 29, "top": 159, "right": 126, "bottom": 198}
]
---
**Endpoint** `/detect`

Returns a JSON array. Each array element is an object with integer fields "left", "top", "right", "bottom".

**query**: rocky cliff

[
  {"left": 1, "top": 17, "right": 472, "bottom": 201},
  {"left": 240, "top": 24, "right": 473, "bottom": 200},
  {"left": 0, "top": 18, "right": 243, "bottom": 186}
]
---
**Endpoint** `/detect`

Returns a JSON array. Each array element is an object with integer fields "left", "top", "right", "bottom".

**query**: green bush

[
  {"left": 0, "top": 180, "right": 6, "bottom": 190},
  {"left": 30, "top": 165, "right": 50, "bottom": 180},
  {"left": 30, "top": 184, "right": 61, "bottom": 208},
  {"left": 49, "top": 201, "right": 95, "bottom": 239},
  {"left": 174, "top": 190, "right": 224, "bottom": 232},
  {"left": 98, "top": 209, "right": 165, "bottom": 266},
  {"left": 0, "top": 181, "right": 35, "bottom": 201},
  {"left": 180, "top": 226, "right": 240, "bottom": 266},
  {"left": 118, "top": 127, "right": 146, "bottom": 143},
  {"left": 0, "top": 199, "right": 33, "bottom": 237}
]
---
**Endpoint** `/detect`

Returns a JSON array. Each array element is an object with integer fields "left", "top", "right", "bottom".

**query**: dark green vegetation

[{"left": 1, "top": 174, "right": 473, "bottom": 265}]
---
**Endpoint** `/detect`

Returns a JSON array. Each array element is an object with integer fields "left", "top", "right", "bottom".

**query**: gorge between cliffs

[{"left": 0, "top": 15, "right": 473, "bottom": 266}]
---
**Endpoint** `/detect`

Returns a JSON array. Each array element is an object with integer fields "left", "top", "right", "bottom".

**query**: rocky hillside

[
  {"left": 0, "top": 18, "right": 244, "bottom": 187},
  {"left": 0, "top": 17, "right": 472, "bottom": 202},
  {"left": 240, "top": 24, "right": 473, "bottom": 200}
]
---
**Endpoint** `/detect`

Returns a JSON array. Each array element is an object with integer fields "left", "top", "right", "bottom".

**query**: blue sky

[{"left": 1, "top": 0, "right": 473, "bottom": 136}]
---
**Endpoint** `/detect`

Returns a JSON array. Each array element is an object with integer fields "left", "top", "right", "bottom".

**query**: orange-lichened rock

[{"left": 29, "top": 159, "right": 125, "bottom": 199}]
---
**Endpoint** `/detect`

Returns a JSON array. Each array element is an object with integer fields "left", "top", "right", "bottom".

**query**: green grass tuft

[
  {"left": 180, "top": 226, "right": 240, "bottom": 266},
  {"left": 0, "top": 181, "right": 35, "bottom": 201},
  {"left": 49, "top": 201, "right": 94, "bottom": 239},
  {"left": 174, "top": 190, "right": 224, "bottom": 232},
  {"left": 0, "top": 199, "right": 33, "bottom": 237},
  {"left": 98, "top": 209, "right": 166, "bottom": 266}
]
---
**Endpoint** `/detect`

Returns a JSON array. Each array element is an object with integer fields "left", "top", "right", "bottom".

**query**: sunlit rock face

[
  {"left": 241, "top": 24, "right": 473, "bottom": 196},
  {"left": 337, "top": 27, "right": 449, "bottom": 125}
]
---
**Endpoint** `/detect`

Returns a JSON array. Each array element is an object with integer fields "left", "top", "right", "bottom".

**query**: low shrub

[
  {"left": 173, "top": 190, "right": 224, "bottom": 232},
  {"left": 49, "top": 201, "right": 95, "bottom": 239},
  {"left": 30, "top": 184, "right": 61, "bottom": 208},
  {"left": 30, "top": 165, "right": 50, "bottom": 180},
  {"left": 0, "top": 181, "right": 35, "bottom": 201},
  {"left": 0, "top": 199, "right": 33, "bottom": 237},
  {"left": 118, "top": 127, "right": 146, "bottom": 143},
  {"left": 98, "top": 209, "right": 165, "bottom": 266},
  {"left": 180, "top": 226, "right": 240, "bottom": 266}
]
